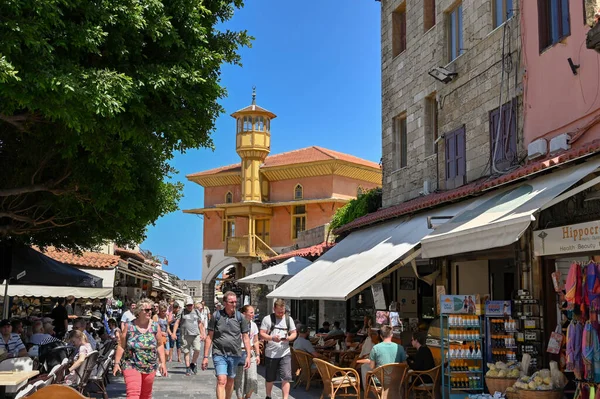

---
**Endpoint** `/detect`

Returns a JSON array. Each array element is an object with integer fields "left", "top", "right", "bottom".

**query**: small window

[
  {"left": 255, "top": 116, "right": 264, "bottom": 131},
  {"left": 222, "top": 217, "right": 235, "bottom": 241},
  {"left": 292, "top": 206, "right": 306, "bottom": 239},
  {"left": 237, "top": 118, "right": 242, "bottom": 133},
  {"left": 294, "top": 184, "right": 303, "bottom": 200},
  {"left": 266, "top": 119, "right": 270, "bottom": 131},
  {"left": 424, "top": 0, "right": 436, "bottom": 31},
  {"left": 447, "top": 3, "right": 464, "bottom": 62},
  {"left": 445, "top": 126, "right": 466, "bottom": 189},
  {"left": 489, "top": 99, "right": 518, "bottom": 171},
  {"left": 243, "top": 116, "right": 253, "bottom": 131},
  {"left": 493, "top": 0, "right": 514, "bottom": 28},
  {"left": 425, "top": 94, "right": 438, "bottom": 157},
  {"left": 392, "top": 3, "right": 407, "bottom": 57},
  {"left": 392, "top": 114, "right": 407, "bottom": 170},
  {"left": 538, "top": 0, "right": 570, "bottom": 51},
  {"left": 225, "top": 192, "right": 233, "bottom": 203},
  {"left": 189, "top": 287, "right": 196, "bottom": 297}
]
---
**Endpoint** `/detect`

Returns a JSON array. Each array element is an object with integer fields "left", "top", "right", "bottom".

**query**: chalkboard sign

[{"left": 371, "top": 283, "right": 387, "bottom": 310}]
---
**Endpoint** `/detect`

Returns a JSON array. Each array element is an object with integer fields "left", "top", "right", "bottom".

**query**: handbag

[{"left": 547, "top": 325, "right": 564, "bottom": 354}]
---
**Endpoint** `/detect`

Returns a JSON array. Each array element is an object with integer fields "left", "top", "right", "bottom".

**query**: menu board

[{"left": 371, "top": 283, "right": 387, "bottom": 310}]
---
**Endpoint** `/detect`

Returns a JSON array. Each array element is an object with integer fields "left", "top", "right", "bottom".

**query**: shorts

[
  {"left": 213, "top": 355, "right": 242, "bottom": 378},
  {"left": 181, "top": 334, "right": 201, "bottom": 354},
  {"left": 264, "top": 355, "right": 293, "bottom": 382},
  {"left": 169, "top": 331, "right": 182, "bottom": 349}
]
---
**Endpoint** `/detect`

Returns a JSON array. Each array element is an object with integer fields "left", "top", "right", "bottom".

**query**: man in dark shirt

[
  {"left": 202, "top": 291, "right": 251, "bottom": 399},
  {"left": 317, "top": 321, "right": 330, "bottom": 334},
  {"left": 407, "top": 332, "right": 436, "bottom": 383},
  {"left": 50, "top": 298, "right": 68, "bottom": 339},
  {"left": 65, "top": 296, "right": 76, "bottom": 319}
]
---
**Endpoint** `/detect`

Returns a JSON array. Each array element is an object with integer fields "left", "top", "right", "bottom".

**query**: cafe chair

[
  {"left": 14, "top": 383, "right": 36, "bottom": 399},
  {"left": 27, "top": 385, "right": 88, "bottom": 399},
  {"left": 405, "top": 364, "right": 441, "bottom": 399},
  {"left": 0, "top": 357, "right": 34, "bottom": 394},
  {"left": 87, "top": 349, "right": 115, "bottom": 399},
  {"left": 294, "top": 350, "right": 322, "bottom": 391},
  {"left": 71, "top": 350, "right": 99, "bottom": 395},
  {"left": 313, "top": 358, "right": 361, "bottom": 399},
  {"left": 364, "top": 363, "right": 408, "bottom": 399}
]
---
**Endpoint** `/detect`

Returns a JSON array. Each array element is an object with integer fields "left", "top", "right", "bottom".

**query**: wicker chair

[
  {"left": 313, "top": 358, "right": 361, "bottom": 399},
  {"left": 294, "top": 350, "right": 322, "bottom": 391},
  {"left": 405, "top": 364, "right": 441, "bottom": 399},
  {"left": 28, "top": 385, "right": 88, "bottom": 399},
  {"left": 364, "top": 363, "right": 408, "bottom": 399}
]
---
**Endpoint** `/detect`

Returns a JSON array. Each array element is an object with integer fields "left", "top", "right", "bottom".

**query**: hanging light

[{"left": 358, "top": 294, "right": 363, "bottom": 304}]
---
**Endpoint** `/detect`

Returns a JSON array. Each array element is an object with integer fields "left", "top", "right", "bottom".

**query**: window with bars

[
  {"left": 447, "top": 3, "right": 464, "bottom": 62},
  {"left": 489, "top": 99, "right": 518, "bottom": 171},
  {"left": 392, "top": 3, "right": 407, "bottom": 57},
  {"left": 538, "top": 0, "right": 570, "bottom": 51},
  {"left": 493, "top": 0, "right": 514, "bottom": 28},
  {"left": 445, "top": 126, "right": 466, "bottom": 189},
  {"left": 225, "top": 192, "right": 233, "bottom": 203},
  {"left": 292, "top": 205, "right": 306, "bottom": 239},
  {"left": 392, "top": 114, "right": 407, "bottom": 170}
]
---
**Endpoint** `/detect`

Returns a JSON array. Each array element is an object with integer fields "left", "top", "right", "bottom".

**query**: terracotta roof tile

[
  {"left": 263, "top": 242, "right": 335, "bottom": 264},
  {"left": 334, "top": 139, "right": 600, "bottom": 235},
  {"left": 187, "top": 146, "right": 380, "bottom": 179},
  {"left": 41, "top": 248, "right": 120, "bottom": 269}
]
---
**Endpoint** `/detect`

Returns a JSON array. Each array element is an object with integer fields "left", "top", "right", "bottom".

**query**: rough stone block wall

[
  {"left": 202, "top": 280, "right": 216, "bottom": 312},
  {"left": 381, "top": 0, "right": 524, "bottom": 208},
  {"left": 296, "top": 223, "right": 331, "bottom": 248}
]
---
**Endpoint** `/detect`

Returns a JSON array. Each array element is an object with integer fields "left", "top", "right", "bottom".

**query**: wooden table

[
  {"left": 315, "top": 348, "right": 359, "bottom": 365},
  {"left": 0, "top": 370, "right": 39, "bottom": 399}
]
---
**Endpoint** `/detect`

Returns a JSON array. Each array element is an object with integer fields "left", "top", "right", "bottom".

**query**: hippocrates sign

[{"left": 533, "top": 220, "right": 600, "bottom": 256}]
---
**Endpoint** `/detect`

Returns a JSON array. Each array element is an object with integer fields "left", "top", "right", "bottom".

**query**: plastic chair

[
  {"left": 14, "top": 383, "right": 36, "bottom": 399},
  {"left": 313, "top": 358, "right": 361, "bottom": 399},
  {"left": 27, "top": 385, "right": 87, "bottom": 399},
  {"left": 405, "top": 364, "right": 441, "bottom": 399},
  {"left": 364, "top": 363, "right": 408, "bottom": 399},
  {"left": 294, "top": 350, "right": 321, "bottom": 391},
  {"left": 87, "top": 349, "right": 115, "bottom": 399},
  {"left": 0, "top": 356, "right": 34, "bottom": 394}
]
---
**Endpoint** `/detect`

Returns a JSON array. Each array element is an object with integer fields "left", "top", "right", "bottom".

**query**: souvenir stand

[{"left": 485, "top": 300, "right": 518, "bottom": 365}]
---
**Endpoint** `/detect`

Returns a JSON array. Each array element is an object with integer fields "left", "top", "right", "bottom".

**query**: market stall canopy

[
  {"left": 421, "top": 158, "right": 600, "bottom": 259},
  {"left": 267, "top": 199, "right": 475, "bottom": 301},
  {"left": 117, "top": 259, "right": 187, "bottom": 299},
  {"left": 238, "top": 257, "right": 312, "bottom": 285},
  {"left": 0, "top": 284, "right": 112, "bottom": 298}
]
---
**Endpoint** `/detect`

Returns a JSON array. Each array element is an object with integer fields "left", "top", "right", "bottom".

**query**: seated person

[
  {"left": 369, "top": 325, "right": 406, "bottom": 370},
  {"left": 358, "top": 328, "right": 380, "bottom": 388},
  {"left": 0, "top": 319, "right": 27, "bottom": 358},
  {"left": 407, "top": 331, "right": 436, "bottom": 383},
  {"left": 345, "top": 320, "right": 364, "bottom": 345},
  {"left": 293, "top": 324, "right": 322, "bottom": 359},
  {"left": 325, "top": 321, "right": 345, "bottom": 339},
  {"left": 28, "top": 321, "right": 54, "bottom": 357},
  {"left": 317, "top": 321, "right": 331, "bottom": 334}
]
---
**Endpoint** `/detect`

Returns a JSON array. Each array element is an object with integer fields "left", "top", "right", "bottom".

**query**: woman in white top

[
  {"left": 234, "top": 305, "right": 260, "bottom": 399},
  {"left": 357, "top": 328, "right": 381, "bottom": 388}
]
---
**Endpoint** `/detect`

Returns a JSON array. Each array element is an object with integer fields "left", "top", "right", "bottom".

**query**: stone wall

[{"left": 381, "top": 0, "right": 524, "bottom": 208}]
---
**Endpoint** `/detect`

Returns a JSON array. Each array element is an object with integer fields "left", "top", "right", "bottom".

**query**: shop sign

[
  {"left": 440, "top": 295, "right": 478, "bottom": 314},
  {"left": 484, "top": 300, "right": 511, "bottom": 316},
  {"left": 371, "top": 283, "right": 387, "bottom": 310},
  {"left": 534, "top": 220, "right": 600, "bottom": 256}
]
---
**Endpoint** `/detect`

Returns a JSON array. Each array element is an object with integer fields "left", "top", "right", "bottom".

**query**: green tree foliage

[
  {"left": 329, "top": 188, "right": 382, "bottom": 233},
  {"left": 0, "top": 0, "right": 251, "bottom": 249}
]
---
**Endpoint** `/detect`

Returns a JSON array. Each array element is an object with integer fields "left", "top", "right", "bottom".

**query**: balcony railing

[{"left": 225, "top": 235, "right": 278, "bottom": 260}]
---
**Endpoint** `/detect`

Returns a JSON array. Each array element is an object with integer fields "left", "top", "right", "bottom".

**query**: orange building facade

[{"left": 185, "top": 95, "right": 382, "bottom": 301}]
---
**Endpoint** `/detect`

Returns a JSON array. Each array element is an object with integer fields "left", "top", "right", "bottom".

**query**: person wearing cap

[
  {"left": 0, "top": 319, "right": 27, "bottom": 358},
  {"left": 172, "top": 297, "right": 206, "bottom": 376},
  {"left": 292, "top": 325, "right": 322, "bottom": 359}
]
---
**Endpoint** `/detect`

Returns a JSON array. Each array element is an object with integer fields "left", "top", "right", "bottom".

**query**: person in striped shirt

[{"left": 0, "top": 319, "right": 27, "bottom": 358}]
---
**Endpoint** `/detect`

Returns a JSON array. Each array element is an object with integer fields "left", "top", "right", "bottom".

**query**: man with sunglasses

[
  {"left": 202, "top": 291, "right": 251, "bottom": 399},
  {"left": 173, "top": 297, "right": 206, "bottom": 376}
]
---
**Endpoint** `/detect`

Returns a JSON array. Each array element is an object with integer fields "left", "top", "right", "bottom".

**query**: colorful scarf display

[{"left": 568, "top": 320, "right": 584, "bottom": 379}]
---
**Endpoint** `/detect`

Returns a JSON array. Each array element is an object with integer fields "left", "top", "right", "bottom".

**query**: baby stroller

[{"left": 38, "top": 340, "right": 75, "bottom": 373}]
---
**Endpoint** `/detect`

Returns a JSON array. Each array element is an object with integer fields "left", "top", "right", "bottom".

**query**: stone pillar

[{"left": 202, "top": 280, "right": 216, "bottom": 312}]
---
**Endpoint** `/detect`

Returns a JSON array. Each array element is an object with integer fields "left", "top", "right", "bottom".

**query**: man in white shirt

[
  {"left": 259, "top": 299, "right": 297, "bottom": 399},
  {"left": 120, "top": 302, "right": 136, "bottom": 331}
]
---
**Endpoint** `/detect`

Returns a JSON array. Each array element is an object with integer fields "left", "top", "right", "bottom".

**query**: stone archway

[{"left": 202, "top": 256, "right": 241, "bottom": 312}]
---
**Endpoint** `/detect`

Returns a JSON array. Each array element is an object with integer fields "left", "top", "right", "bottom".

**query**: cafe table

[{"left": 0, "top": 370, "right": 39, "bottom": 398}]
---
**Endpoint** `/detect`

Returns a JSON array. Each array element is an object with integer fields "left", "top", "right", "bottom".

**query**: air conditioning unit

[
  {"left": 527, "top": 138, "right": 548, "bottom": 160},
  {"left": 549, "top": 133, "right": 571, "bottom": 154}
]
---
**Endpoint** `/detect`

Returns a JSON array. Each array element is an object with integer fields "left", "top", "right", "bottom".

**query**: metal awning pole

[{"left": 2, "top": 281, "right": 8, "bottom": 318}]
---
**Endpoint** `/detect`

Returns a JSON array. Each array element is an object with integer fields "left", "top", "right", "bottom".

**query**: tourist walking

[
  {"left": 172, "top": 297, "right": 206, "bottom": 375},
  {"left": 154, "top": 302, "right": 172, "bottom": 377},
  {"left": 168, "top": 301, "right": 182, "bottom": 362},
  {"left": 120, "top": 302, "right": 137, "bottom": 331},
  {"left": 202, "top": 291, "right": 251, "bottom": 399},
  {"left": 113, "top": 298, "right": 167, "bottom": 399},
  {"left": 234, "top": 305, "right": 260, "bottom": 399},
  {"left": 259, "top": 298, "right": 297, "bottom": 399}
]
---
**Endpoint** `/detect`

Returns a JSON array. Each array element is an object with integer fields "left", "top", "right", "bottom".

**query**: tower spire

[{"left": 252, "top": 86, "right": 256, "bottom": 105}]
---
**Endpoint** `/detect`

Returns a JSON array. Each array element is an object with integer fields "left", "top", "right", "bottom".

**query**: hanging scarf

[
  {"left": 567, "top": 320, "right": 584, "bottom": 380},
  {"left": 583, "top": 321, "right": 594, "bottom": 380},
  {"left": 566, "top": 263, "right": 583, "bottom": 305}
]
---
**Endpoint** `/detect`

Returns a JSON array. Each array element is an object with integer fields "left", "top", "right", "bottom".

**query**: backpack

[{"left": 268, "top": 313, "right": 292, "bottom": 336}]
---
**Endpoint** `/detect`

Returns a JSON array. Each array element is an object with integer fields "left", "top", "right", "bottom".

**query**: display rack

[
  {"left": 440, "top": 298, "right": 485, "bottom": 399},
  {"left": 484, "top": 301, "right": 518, "bottom": 365},
  {"left": 513, "top": 290, "right": 543, "bottom": 373}
]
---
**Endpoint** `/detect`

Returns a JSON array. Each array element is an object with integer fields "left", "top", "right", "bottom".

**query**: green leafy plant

[
  {"left": 329, "top": 187, "right": 382, "bottom": 232},
  {"left": 0, "top": 0, "right": 251, "bottom": 249}
]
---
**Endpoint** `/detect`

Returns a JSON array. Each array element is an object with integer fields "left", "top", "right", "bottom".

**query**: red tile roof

[
  {"left": 187, "top": 146, "right": 380, "bottom": 179},
  {"left": 114, "top": 247, "right": 146, "bottom": 263},
  {"left": 334, "top": 139, "right": 600, "bottom": 235},
  {"left": 41, "top": 248, "right": 120, "bottom": 269},
  {"left": 263, "top": 242, "right": 335, "bottom": 264}
]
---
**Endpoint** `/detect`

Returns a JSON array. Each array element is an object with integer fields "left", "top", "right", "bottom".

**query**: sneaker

[
  {"left": 156, "top": 369, "right": 162, "bottom": 377},
  {"left": 185, "top": 367, "right": 192, "bottom": 376},
  {"left": 265, "top": 396, "right": 272, "bottom": 399},
  {"left": 190, "top": 363, "right": 197, "bottom": 374}
]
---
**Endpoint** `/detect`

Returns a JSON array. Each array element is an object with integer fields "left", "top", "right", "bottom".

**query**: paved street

[{"left": 106, "top": 359, "right": 322, "bottom": 399}]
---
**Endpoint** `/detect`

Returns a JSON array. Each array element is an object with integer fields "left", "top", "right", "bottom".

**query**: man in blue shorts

[{"left": 202, "top": 291, "right": 251, "bottom": 399}]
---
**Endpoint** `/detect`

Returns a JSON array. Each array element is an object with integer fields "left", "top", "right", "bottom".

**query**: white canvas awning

[
  {"left": 267, "top": 200, "right": 475, "bottom": 301},
  {"left": 0, "top": 285, "right": 113, "bottom": 298},
  {"left": 238, "top": 257, "right": 312, "bottom": 285},
  {"left": 421, "top": 158, "right": 600, "bottom": 258}
]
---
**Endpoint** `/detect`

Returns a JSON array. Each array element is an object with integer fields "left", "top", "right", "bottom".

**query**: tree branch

[
  {"left": 0, "top": 172, "right": 74, "bottom": 198},
  {"left": 0, "top": 112, "right": 42, "bottom": 131}
]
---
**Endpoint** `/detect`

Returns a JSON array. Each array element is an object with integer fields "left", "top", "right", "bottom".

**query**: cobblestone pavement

[{"left": 106, "top": 359, "right": 322, "bottom": 398}]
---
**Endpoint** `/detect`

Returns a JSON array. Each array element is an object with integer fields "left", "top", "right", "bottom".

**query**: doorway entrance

[{"left": 255, "top": 219, "right": 270, "bottom": 245}]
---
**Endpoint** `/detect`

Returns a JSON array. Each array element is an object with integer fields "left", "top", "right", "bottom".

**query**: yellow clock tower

[{"left": 231, "top": 88, "right": 276, "bottom": 202}]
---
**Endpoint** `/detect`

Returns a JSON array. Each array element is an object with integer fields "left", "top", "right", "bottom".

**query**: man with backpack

[
  {"left": 173, "top": 297, "right": 206, "bottom": 376},
  {"left": 259, "top": 298, "right": 297, "bottom": 399},
  {"left": 202, "top": 291, "right": 251, "bottom": 399}
]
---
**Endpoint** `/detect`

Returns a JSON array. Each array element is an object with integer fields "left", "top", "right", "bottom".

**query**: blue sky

[{"left": 142, "top": 0, "right": 382, "bottom": 280}]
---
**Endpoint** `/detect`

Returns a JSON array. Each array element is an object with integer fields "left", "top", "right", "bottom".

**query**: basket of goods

[
  {"left": 485, "top": 361, "right": 520, "bottom": 393},
  {"left": 513, "top": 364, "right": 567, "bottom": 399},
  {"left": 505, "top": 386, "right": 519, "bottom": 399}
]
